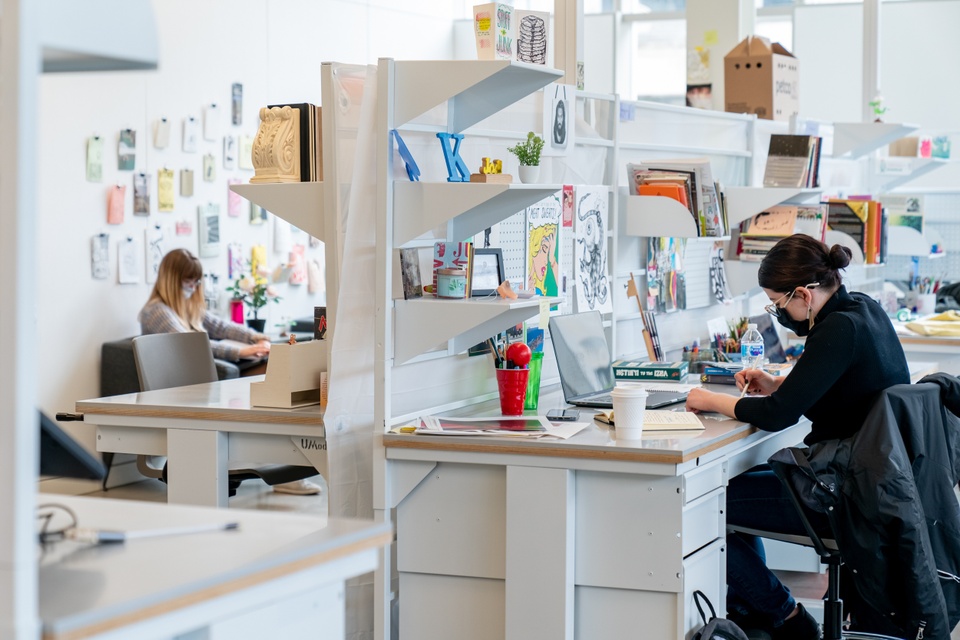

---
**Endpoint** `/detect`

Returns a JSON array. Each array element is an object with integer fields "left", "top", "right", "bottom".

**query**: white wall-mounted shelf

[
  {"left": 831, "top": 122, "right": 919, "bottom": 158},
  {"left": 392, "top": 60, "right": 562, "bottom": 132},
  {"left": 724, "top": 187, "right": 822, "bottom": 229},
  {"left": 230, "top": 182, "right": 325, "bottom": 241},
  {"left": 723, "top": 259, "right": 761, "bottom": 297},
  {"left": 886, "top": 225, "right": 945, "bottom": 258},
  {"left": 872, "top": 157, "right": 948, "bottom": 192},
  {"left": 624, "top": 195, "right": 700, "bottom": 238},
  {"left": 394, "top": 182, "right": 561, "bottom": 246},
  {"left": 823, "top": 230, "right": 866, "bottom": 264},
  {"left": 393, "top": 296, "right": 561, "bottom": 364}
]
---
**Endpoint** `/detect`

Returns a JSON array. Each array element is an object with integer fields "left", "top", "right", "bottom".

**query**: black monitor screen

[{"left": 39, "top": 411, "right": 105, "bottom": 480}]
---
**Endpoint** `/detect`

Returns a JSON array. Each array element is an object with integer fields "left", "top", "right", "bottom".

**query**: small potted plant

[
  {"left": 507, "top": 131, "right": 544, "bottom": 184},
  {"left": 225, "top": 263, "right": 282, "bottom": 332}
]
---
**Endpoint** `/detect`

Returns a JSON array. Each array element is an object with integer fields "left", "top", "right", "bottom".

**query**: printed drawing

[
  {"left": 517, "top": 14, "right": 547, "bottom": 64},
  {"left": 574, "top": 188, "right": 611, "bottom": 314},
  {"left": 526, "top": 194, "right": 562, "bottom": 297}
]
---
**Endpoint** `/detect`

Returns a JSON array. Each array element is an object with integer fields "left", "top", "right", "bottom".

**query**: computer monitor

[{"left": 39, "top": 410, "right": 106, "bottom": 480}]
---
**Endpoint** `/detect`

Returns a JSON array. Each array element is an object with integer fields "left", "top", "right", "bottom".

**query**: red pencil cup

[{"left": 496, "top": 368, "right": 529, "bottom": 416}]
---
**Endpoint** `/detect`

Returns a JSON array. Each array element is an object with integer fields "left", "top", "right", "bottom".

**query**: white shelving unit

[
  {"left": 230, "top": 182, "right": 326, "bottom": 240},
  {"left": 393, "top": 182, "right": 562, "bottom": 246},
  {"left": 394, "top": 296, "right": 562, "bottom": 363},
  {"left": 723, "top": 187, "right": 822, "bottom": 228},
  {"left": 871, "top": 157, "right": 949, "bottom": 193},
  {"left": 723, "top": 259, "right": 762, "bottom": 297},
  {"left": 886, "top": 225, "right": 946, "bottom": 258},
  {"left": 831, "top": 122, "right": 919, "bottom": 158}
]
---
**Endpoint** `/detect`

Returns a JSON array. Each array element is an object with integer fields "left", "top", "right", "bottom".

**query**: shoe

[
  {"left": 272, "top": 479, "right": 322, "bottom": 495},
  {"left": 771, "top": 603, "right": 821, "bottom": 640}
]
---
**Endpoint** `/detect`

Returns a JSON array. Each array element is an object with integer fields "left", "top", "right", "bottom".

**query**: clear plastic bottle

[{"left": 740, "top": 323, "right": 765, "bottom": 370}]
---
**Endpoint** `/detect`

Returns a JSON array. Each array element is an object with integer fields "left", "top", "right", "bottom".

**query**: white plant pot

[{"left": 518, "top": 165, "right": 540, "bottom": 184}]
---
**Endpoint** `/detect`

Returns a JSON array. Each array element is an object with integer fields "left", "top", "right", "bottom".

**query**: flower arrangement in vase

[{"left": 225, "top": 262, "right": 281, "bottom": 331}]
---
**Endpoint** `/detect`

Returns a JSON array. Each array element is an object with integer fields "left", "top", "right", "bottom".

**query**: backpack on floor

[{"left": 692, "top": 590, "right": 750, "bottom": 640}]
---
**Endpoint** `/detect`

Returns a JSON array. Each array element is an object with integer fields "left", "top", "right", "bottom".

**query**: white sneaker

[{"left": 272, "top": 479, "right": 322, "bottom": 495}]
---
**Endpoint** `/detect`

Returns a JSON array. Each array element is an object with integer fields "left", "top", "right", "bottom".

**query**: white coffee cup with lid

[{"left": 610, "top": 384, "right": 648, "bottom": 441}]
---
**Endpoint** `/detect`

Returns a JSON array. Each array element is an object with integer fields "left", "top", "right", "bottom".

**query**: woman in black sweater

[{"left": 686, "top": 235, "right": 909, "bottom": 640}]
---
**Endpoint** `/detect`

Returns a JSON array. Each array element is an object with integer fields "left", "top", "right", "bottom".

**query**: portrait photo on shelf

[{"left": 471, "top": 248, "right": 504, "bottom": 297}]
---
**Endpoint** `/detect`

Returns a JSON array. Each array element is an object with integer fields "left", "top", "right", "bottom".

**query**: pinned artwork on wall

[
  {"left": 157, "top": 168, "right": 174, "bottom": 212},
  {"left": 227, "top": 178, "right": 242, "bottom": 217},
  {"left": 175, "top": 219, "right": 192, "bottom": 236},
  {"left": 182, "top": 117, "right": 199, "bottom": 153},
  {"left": 526, "top": 193, "right": 562, "bottom": 297},
  {"left": 249, "top": 202, "right": 267, "bottom": 225},
  {"left": 574, "top": 187, "right": 611, "bottom": 314},
  {"left": 203, "top": 154, "right": 216, "bottom": 182},
  {"left": 288, "top": 244, "right": 307, "bottom": 285},
  {"left": 227, "top": 242, "right": 243, "bottom": 279},
  {"left": 238, "top": 135, "right": 254, "bottom": 170},
  {"left": 562, "top": 184, "right": 574, "bottom": 228},
  {"left": 133, "top": 173, "right": 150, "bottom": 215},
  {"left": 203, "top": 103, "right": 220, "bottom": 141},
  {"left": 107, "top": 184, "right": 125, "bottom": 225},
  {"left": 118, "top": 129, "right": 136, "bottom": 170},
  {"left": 91, "top": 234, "right": 109, "bottom": 280},
  {"left": 118, "top": 236, "right": 140, "bottom": 284},
  {"left": 542, "top": 84, "right": 574, "bottom": 157},
  {"left": 231, "top": 83, "right": 243, "bottom": 126},
  {"left": 87, "top": 136, "right": 103, "bottom": 182},
  {"left": 709, "top": 241, "right": 732, "bottom": 304},
  {"left": 145, "top": 224, "right": 164, "bottom": 284},
  {"left": 198, "top": 203, "right": 220, "bottom": 258},
  {"left": 154, "top": 117, "right": 170, "bottom": 149},
  {"left": 223, "top": 135, "right": 237, "bottom": 170},
  {"left": 180, "top": 169, "right": 194, "bottom": 197}
]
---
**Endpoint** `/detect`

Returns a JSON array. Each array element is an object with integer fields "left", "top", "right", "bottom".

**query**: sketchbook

[{"left": 593, "top": 409, "right": 704, "bottom": 431}]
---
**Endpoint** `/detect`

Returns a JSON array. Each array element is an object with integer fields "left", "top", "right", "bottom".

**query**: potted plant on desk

[
  {"left": 507, "top": 131, "right": 544, "bottom": 184},
  {"left": 226, "top": 265, "right": 281, "bottom": 332}
]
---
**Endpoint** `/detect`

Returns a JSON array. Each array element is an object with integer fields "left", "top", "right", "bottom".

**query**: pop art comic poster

[{"left": 526, "top": 193, "right": 562, "bottom": 297}]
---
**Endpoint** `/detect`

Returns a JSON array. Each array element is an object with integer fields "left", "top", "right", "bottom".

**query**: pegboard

[{"left": 884, "top": 192, "right": 960, "bottom": 282}]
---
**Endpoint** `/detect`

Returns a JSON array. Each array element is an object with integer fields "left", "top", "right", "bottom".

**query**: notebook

[{"left": 548, "top": 311, "right": 689, "bottom": 409}]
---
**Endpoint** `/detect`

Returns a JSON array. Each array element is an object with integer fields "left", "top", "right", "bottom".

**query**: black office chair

[
  {"left": 727, "top": 460, "right": 903, "bottom": 640},
  {"left": 131, "top": 332, "right": 318, "bottom": 497}
]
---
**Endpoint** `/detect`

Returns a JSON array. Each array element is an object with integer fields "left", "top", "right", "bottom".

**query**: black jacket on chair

[{"left": 770, "top": 374, "right": 960, "bottom": 639}]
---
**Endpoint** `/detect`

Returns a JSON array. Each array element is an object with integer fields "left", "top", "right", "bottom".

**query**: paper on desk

[
  {"left": 412, "top": 415, "right": 587, "bottom": 439},
  {"left": 618, "top": 382, "right": 702, "bottom": 392},
  {"left": 594, "top": 409, "right": 704, "bottom": 430}
]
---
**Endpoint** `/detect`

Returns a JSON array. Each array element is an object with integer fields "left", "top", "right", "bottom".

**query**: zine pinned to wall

[
  {"left": 107, "top": 184, "right": 125, "bottom": 225},
  {"left": 182, "top": 116, "right": 199, "bottom": 153},
  {"left": 526, "top": 193, "right": 562, "bottom": 297},
  {"left": 157, "top": 169, "right": 174, "bottom": 212},
  {"left": 145, "top": 224, "right": 164, "bottom": 284},
  {"left": 154, "top": 117, "right": 170, "bottom": 149},
  {"left": 133, "top": 173, "right": 150, "bottom": 215},
  {"left": 86, "top": 136, "right": 103, "bottom": 182},
  {"left": 198, "top": 203, "right": 220, "bottom": 258},
  {"left": 118, "top": 129, "right": 136, "bottom": 171},
  {"left": 574, "top": 187, "right": 611, "bottom": 314},
  {"left": 91, "top": 234, "right": 109, "bottom": 280},
  {"left": 118, "top": 237, "right": 140, "bottom": 284}
]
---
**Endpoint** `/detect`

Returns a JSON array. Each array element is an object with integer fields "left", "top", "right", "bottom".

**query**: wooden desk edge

[
  {"left": 383, "top": 427, "right": 755, "bottom": 464},
  {"left": 75, "top": 403, "right": 323, "bottom": 427},
  {"left": 42, "top": 529, "right": 392, "bottom": 640}
]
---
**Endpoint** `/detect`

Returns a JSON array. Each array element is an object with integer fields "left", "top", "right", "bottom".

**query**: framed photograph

[{"left": 470, "top": 248, "right": 504, "bottom": 297}]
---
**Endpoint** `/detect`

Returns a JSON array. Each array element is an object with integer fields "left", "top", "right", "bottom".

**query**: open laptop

[{"left": 548, "top": 311, "right": 689, "bottom": 409}]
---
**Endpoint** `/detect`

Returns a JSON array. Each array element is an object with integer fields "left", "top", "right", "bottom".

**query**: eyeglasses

[
  {"left": 764, "top": 282, "right": 819, "bottom": 318},
  {"left": 182, "top": 278, "right": 202, "bottom": 287}
]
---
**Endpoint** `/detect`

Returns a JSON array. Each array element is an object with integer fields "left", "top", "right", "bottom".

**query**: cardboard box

[{"left": 724, "top": 36, "right": 799, "bottom": 121}]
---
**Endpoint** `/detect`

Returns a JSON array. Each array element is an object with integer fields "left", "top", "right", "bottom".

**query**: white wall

[{"left": 37, "top": 0, "right": 455, "bottom": 451}]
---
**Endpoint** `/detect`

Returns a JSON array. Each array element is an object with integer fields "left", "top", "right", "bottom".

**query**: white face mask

[{"left": 182, "top": 284, "right": 197, "bottom": 299}]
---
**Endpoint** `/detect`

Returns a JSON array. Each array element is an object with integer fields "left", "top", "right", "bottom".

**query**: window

[{"left": 629, "top": 19, "right": 686, "bottom": 102}]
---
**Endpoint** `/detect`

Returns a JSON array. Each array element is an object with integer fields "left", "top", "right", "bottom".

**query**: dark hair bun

[{"left": 828, "top": 244, "right": 852, "bottom": 270}]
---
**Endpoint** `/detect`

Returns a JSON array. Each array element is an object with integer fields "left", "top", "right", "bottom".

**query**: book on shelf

[
  {"left": 264, "top": 102, "right": 323, "bottom": 182},
  {"left": 762, "top": 134, "right": 821, "bottom": 188},
  {"left": 735, "top": 204, "right": 827, "bottom": 262},
  {"left": 827, "top": 198, "right": 885, "bottom": 264},
  {"left": 611, "top": 360, "right": 689, "bottom": 381},
  {"left": 627, "top": 158, "right": 724, "bottom": 237}
]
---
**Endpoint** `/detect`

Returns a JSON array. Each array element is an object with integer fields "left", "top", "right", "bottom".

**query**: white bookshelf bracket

[
  {"left": 624, "top": 195, "right": 699, "bottom": 238},
  {"left": 231, "top": 182, "right": 326, "bottom": 241},
  {"left": 831, "top": 122, "right": 919, "bottom": 158}
]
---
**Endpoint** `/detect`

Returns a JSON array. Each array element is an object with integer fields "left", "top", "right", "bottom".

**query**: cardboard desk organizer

[{"left": 250, "top": 339, "right": 326, "bottom": 409}]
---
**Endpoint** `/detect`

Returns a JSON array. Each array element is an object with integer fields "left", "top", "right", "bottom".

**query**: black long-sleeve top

[{"left": 735, "top": 286, "right": 910, "bottom": 445}]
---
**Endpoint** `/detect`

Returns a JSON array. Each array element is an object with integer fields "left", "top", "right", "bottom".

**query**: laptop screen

[{"left": 548, "top": 311, "right": 615, "bottom": 401}]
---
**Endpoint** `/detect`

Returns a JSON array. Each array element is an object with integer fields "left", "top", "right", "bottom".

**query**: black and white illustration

[
  {"left": 574, "top": 188, "right": 611, "bottom": 314},
  {"left": 516, "top": 12, "right": 547, "bottom": 64},
  {"left": 91, "top": 234, "right": 110, "bottom": 280},
  {"left": 145, "top": 224, "right": 164, "bottom": 284},
  {"left": 542, "top": 83, "right": 575, "bottom": 157},
  {"left": 198, "top": 203, "right": 220, "bottom": 258}
]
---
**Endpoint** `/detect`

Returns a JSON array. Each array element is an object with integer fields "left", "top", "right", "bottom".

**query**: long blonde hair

[{"left": 147, "top": 249, "right": 206, "bottom": 331}]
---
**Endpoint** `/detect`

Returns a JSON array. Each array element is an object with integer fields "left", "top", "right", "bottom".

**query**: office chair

[
  {"left": 727, "top": 462, "right": 903, "bottom": 640},
  {"left": 132, "top": 332, "right": 318, "bottom": 496}
]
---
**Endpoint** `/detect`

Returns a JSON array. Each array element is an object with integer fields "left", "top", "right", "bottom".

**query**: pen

[{"left": 68, "top": 521, "right": 240, "bottom": 544}]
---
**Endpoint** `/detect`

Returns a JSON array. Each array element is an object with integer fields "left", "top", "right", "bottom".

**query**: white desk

[
  {"left": 378, "top": 386, "right": 809, "bottom": 640},
  {"left": 39, "top": 494, "right": 391, "bottom": 640},
  {"left": 76, "top": 377, "right": 327, "bottom": 507}
]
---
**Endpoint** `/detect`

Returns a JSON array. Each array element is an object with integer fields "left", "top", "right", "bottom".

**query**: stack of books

[
  {"left": 265, "top": 102, "right": 323, "bottom": 181},
  {"left": 762, "top": 134, "right": 822, "bottom": 188},
  {"left": 827, "top": 198, "right": 886, "bottom": 265},
  {"left": 736, "top": 204, "right": 827, "bottom": 262},
  {"left": 627, "top": 158, "right": 727, "bottom": 237}
]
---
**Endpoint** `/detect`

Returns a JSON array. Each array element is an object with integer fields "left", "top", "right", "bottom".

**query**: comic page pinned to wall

[
  {"left": 574, "top": 187, "right": 611, "bottom": 314},
  {"left": 145, "top": 224, "right": 163, "bottom": 284},
  {"left": 118, "top": 237, "right": 140, "bottom": 284},
  {"left": 525, "top": 193, "right": 562, "bottom": 297},
  {"left": 91, "top": 234, "right": 109, "bottom": 280}
]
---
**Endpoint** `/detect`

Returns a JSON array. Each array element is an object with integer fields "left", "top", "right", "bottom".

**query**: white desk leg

[
  {"left": 505, "top": 466, "right": 574, "bottom": 640},
  {"left": 166, "top": 429, "right": 228, "bottom": 507}
]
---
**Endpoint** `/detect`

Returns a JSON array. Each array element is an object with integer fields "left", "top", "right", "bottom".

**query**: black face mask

[{"left": 776, "top": 309, "right": 811, "bottom": 336}]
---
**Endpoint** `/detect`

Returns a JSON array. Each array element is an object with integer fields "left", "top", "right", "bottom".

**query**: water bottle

[{"left": 740, "top": 323, "right": 765, "bottom": 370}]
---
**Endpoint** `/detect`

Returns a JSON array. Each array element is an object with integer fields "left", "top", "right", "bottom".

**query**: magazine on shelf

[
  {"left": 627, "top": 158, "right": 724, "bottom": 237},
  {"left": 762, "top": 134, "right": 821, "bottom": 188}
]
